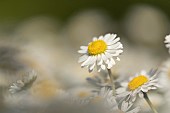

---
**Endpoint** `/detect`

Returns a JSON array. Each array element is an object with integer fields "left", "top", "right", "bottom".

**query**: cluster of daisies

[
  {"left": 77, "top": 33, "right": 169, "bottom": 113},
  {"left": 8, "top": 33, "right": 170, "bottom": 113}
]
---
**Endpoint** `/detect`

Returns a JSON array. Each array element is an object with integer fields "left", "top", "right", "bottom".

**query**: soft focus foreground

[{"left": 0, "top": 2, "right": 170, "bottom": 113}]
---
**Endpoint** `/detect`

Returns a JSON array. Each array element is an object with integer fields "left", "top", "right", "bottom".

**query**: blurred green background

[{"left": 0, "top": 0, "right": 170, "bottom": 22}]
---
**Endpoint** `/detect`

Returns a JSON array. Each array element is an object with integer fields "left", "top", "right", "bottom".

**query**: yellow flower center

[
  {"left": 128, "top": 75, "right": 148, "bottom": 90},
  {"left": 88, "top": 40, "right": 107, "bottom": 55}
]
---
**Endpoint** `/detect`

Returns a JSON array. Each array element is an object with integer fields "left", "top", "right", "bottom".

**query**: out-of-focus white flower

[
  {"left": 91, "top": 87, "right": 140, "bottom": 113},
  {"left": 9, "top": 70, "right": 37, "bottom": 94},
  {"left": 114, "top": 45, "right": 162, "bottom": 76},
  {"left": 31, "top": 78, "right": 63, "bottom": 100},
  {"left": 120, "top": 100, "right": 140, "bottom": 113},
  {"left": 65, "top": 87, "right": 94, "bottom": 106},
  {"left": 91, "top": 87, "right": 118, "bottom": 112},
  {"left": 164, "top": 34, "right": 170, "bottom": 53},
  {"left": 116, "top": 70, "right": 160, "bottom": 102},
  {"left": 78, "top": 33, "right": 123, "bottom": 72},
  {"left": 124, "top": 5, "right": 169, "bottom": 47},
  {"left": 68, "top": 87, "right": 92, "bottom": 99},
  {"left": 159, "top": 58, "right": 170, "bottom": 90},
  {"left": 86, "top": 74, "right": 111, "bottom": 88},
  {"left": 64, "top": 10, "right": 115, "bottom": 49}
]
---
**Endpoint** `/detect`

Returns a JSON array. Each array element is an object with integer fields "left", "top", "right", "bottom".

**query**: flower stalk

[
  {"left": 107, "top": 69, "right": 115, "bottom": 96},
  {"left": 143, "top": 92, "right": 158, "bottom": 113}
]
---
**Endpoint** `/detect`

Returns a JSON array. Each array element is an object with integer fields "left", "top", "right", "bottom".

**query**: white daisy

[
  {"left": 78, "top": 33, "right": 123, "bottom": 72},
  {"left": 159, "top": 58, "right": 170, "bottom": 90},
  {"left": 116, "top": 69, "right": 161, "bottom": 102},
  {"left": 91, "top": 87, "right": 140, "bottom": 113},
  {"left": 164, "top": 34, "right": 170, "bottom": 53},
  {"left": 9, "top": 70, "right": 37, "bottom": 94}
]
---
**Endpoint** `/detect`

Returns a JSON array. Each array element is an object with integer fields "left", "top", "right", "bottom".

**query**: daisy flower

[
  {"left": 116, "top": 69, "right": 160, "bottom": 102},
  {"left": 91, "top": 87, "right": 140, "bottom": 113},
  {"left": 9, "top": 70, "right": 37, "bottom": 94},
  {"left": 78, "top": 33, "right": 123, "bottom": 72},
  {"left": 164, "top": 34, "right": 170, "bottom": 53},
  {"left": 159, "top": 58, "right": 170, "bottom": 89}
]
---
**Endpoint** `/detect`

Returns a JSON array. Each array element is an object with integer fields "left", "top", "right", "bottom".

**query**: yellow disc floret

[
  {"left": 88, "top": 40, "right": 107, "bottom": 55},
  {"left": 128, "top": 75, "right": 148, "bottom": 90}
]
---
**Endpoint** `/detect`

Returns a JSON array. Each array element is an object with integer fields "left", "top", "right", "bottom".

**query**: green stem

[
  {"left": 143, "top": 92, "right": 158, "bottom": 113},
  {"left": 107, "top": 69, "right": 115, "bottom": 96}
]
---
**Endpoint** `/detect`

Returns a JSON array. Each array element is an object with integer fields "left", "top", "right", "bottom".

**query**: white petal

[
  {"left": 110, "top": 51, "right": 123, "bottom": 56},
  {"left": 126, "top": 106, "right": 140, "bottom": 113},
  {"left": 138, "top": 92, "right": 144, "bottom": 98},
  {"left": 89, "top": 63, "right": 96, "bottom": 72},
  {"left": 109, "top": 34, "right": 117, "bottom": 41},
  {"left": 110, "top": 58, "right": 116, "bottom": 65},
  {"left": 97, "top": 58, "right": 103, "bottom": 66},
  {"left": 101, "top": 53, "right": 107, "bottom": 62},
  {"left": 80, "top": 46, "right": 88, "bottom": 50},
  {"left": 116, "top": 57, "right": 120, "bottom": 61},
  {"left": 120, "top": 82, "right": 128, "bottom": 87},
  {"left": 81, "top": 56, "right": 93, "bottom": 67},
  {"left": 116, "top": 87, "right": 126, "bottom": 94},
  {"left": 165, "top": 44, "right": 170, "bottom": 47},
  {"left": 78, "top": 49, "right": 87, "bottom": 54},
  {"left": 97, "top": 68, "right": 101, "bottom": 72},
  {"left": 105, "top": 52, "right": 112, "bottom": 59},
  {"left": 117, "top": 91, "right": 130, "bottom": 98},
  {"left": 140, "top": 70, "right": 147, "bottom": 75},
  {"left": 99, "top": 36, "right": 104, "bottom": 39},
  {"left": 93, "top": 37, "right": 97, "bottom": 41},
  {"left": 108, "top": 42, "right": 121, "bottom": 49},
  {"left": 106, "top": 49, "right": 117, "bottom": 53},
  {"left": 121, "top": 101, "right": 128, "bottom": 112},
  {"left": 112, "top": 37, "right": 120, "bottom": 44},
  {"left": 107, "top": 62, "right": 113, "bottom": 69},
  {"left": 101, "top": 64, "right": 106, "bottom": 70},
  {"left": 141, "top": 86, "right": 149, "bottom": 92},
  {"left": 103, "top": 33, "right": 111, "bottom": 41},
  {"left": 78, "top": 54, "right": 88, "bottom": 63}
]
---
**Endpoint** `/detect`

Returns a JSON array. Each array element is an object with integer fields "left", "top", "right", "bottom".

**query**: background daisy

[{"left": 164, "top": 34, "right": 170, "bottom": 54}]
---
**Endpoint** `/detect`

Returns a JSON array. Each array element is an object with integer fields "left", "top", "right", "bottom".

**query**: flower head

[
  {"left": 116, "top": 69, "right": 160, "bottom": 103},
  {"left": 164, "top": 34, "right": 170, "bottom": 53},
  {"left": 9, "top": 70, "right": 37, "bottom": 94},
  {"left": 78, "top": 33, "right": 123, "bottom": 72}
]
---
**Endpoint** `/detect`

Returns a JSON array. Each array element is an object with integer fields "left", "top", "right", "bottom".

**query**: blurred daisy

[
  {"left": 159, "top": 58, "right": 170, "bottom": 89},
  {"left": 62, "top": 87, "right": 93, "bottom": 106},
  {"left": 91, "top": 87, "right": 140, "bottom": 113},
  {"left": 91, "top": 87, "right": 118, "bottom": 112},
  {"left": 86, "top": 73, "right": 111, "bottom": 88},
  {"left": 78, "top": 33, "right": 123, "bottom": 72},
  {"left": 164, "top": 34, "right": 170, "bottom": 53},
  {"left": 119, "top": 100, "right": 140, "bottom": 113},
  {"left": 31, "top": 79, "right": 61, "bottom": 100},
  {"left": 9, "top": 70, "right": 37, "bottom": 94},
  {"left": 116, "top": 69, "right": 160, "bottom": 102}
]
